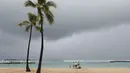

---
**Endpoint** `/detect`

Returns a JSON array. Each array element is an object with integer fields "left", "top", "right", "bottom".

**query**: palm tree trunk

[
  {"left": 36, "top": 9, "right": 44, "bottom": 73},
  {"left": 26, "top": 25, "right": 32, "bottom": 72}
]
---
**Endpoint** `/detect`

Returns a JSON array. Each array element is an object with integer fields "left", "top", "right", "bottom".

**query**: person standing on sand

[
  {"left": 72, "top": 62, "right": 76, "bottom": 68},
  {"left": 77, "top": 61, "right": 80, "bottom": 66},
  {"left": 69, "top": 65, "right": 71, "bottom": 68},
  {"left": 72, "top": 62, "right": 74, "bottom": 68}
]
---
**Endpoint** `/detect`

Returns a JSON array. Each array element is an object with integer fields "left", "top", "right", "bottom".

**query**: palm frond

[
  {"left": 28, "top": 12, "right": 34, "bottom": 22},
  {"left": 28, "top": 12, "right": 38, "bottom": 22},
  {"left": 18, "top": 21, "right": 29, "bottom": 26},
  {"left": 23, "top": 21, "right": 30, "bottom": 24},
  {"left": 41, "top": 6, "right": 54, "bottom": 24},
  {"left": 36, "top": 15, "right": 40, "bottom": 22},
  {"left": 41, "top": 5, "right": 49, "bottom": 13},
  {"left": 39, "top": 16, "right": 44, "bottom": 25},
  {"left": 48, "top": 10, "right": 54, "bottom": 17},
  {"left": 35, "top": 25, "right": 41, "bottom": 31},
  {"left": 38, "top": 0, "right": 46, "bottom": 5},
  {"left": 18, "top": 23, "right": 23, "bottom": 27},
  {"left": 46, "top": 1, "right": 57, "bottom": 8},
  {"left": 45, "top": 11, "right": 54, "bottom": 24},
  {"left": 31, "top": 20, "right": 36, "bottom": 26},
  {"left": 25, "top": 25, "right": 31, "bottom": 32},
  {"left": 24, "top": 0, "right": 36, "bottom": 8},
  {"left": 38, "top": 9, "right": 44, "bottom": 25}
]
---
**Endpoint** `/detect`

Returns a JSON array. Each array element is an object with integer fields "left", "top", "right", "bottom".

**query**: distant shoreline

[{"left": 110, "top": 61, "right": 130, "bottom": 63}]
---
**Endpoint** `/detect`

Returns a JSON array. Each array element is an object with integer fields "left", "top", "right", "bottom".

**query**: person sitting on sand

[
  {"left": 77, "top": 65, "right": 81, "bottom": 69},
  {"left": 79, "top": 66, "right": 81, "bottom": 69},
  {"left": 75, "top": 64, "right": 78, "bottom": 68},
  {"left": 77, "top": 61, "right": 81, "bottom": 69},
  {"left": 74, "top": 62, "right": 80, "bottom": 69}
]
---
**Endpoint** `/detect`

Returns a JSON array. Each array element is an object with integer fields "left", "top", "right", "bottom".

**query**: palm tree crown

[
  {"left": 24, "top": 0, "right": 56, "bottom": 25},
  {"left": 18, "top": 12, "right": 40, "bottom": 31}
]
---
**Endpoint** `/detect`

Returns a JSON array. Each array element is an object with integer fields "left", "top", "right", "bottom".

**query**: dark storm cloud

[
  {"left": 43, "top": 24, "right": 130, "bottom": 60},
  {"left": 44, "top": 0, "right": 130, "bottom": 40},
  {"left": 1, "top": 24, "right": 130, "bottom": 60},
  {"left": 0, "top": 0, "right": 130, "bottom": 40}
]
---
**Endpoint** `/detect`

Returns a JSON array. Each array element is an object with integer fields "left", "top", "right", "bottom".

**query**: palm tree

[
  {"left": 18, "top": 12, "right": 40, "bottom": 72},
  {"left": 24, "top": 0, "right": 56, "bottom": 73}
]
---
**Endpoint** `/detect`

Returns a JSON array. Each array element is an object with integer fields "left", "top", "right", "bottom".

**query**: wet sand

[{"left": 0, "top": 68, "right": 130, "bottom": 73}]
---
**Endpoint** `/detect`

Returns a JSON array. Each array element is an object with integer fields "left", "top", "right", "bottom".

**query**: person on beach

[
  {"left": 72, "top": 62, "right": 75, "bottom": 68},
  {"left": 77, "top": 61, "right": 81, "bottom": 69},
  {"left": 73, "top": 62, "right": 78, "bottom": 68},
  {"left": 70, "top": 62, "right": 81, "bottom": 69},
  {"left": 69, "top": 65, "right": 71, "bottom": 68},
  {"left": 71, "top": 62, "right": 76, "bottom": 68}
]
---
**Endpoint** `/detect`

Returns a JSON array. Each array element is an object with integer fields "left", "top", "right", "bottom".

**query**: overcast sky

[{"left": 0, "top": 0, "right": 130, "bottom": 60}]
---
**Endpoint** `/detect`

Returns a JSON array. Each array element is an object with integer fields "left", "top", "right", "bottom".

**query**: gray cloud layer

[
  {"left": 43, "top": 24, "right": 130, "bottom": 60},
  {"left": 1, "top": 0, "right": 130, "bottom": 40},
  {"left": 0, "top": 0, "right": 130, "bottom": 60}
]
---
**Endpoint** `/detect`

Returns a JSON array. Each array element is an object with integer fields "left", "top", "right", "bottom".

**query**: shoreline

[{"left": 0, "top": 68, "right": 130, "bottom": 73}]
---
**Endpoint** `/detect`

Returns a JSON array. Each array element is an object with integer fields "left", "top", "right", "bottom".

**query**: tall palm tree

[
  {"left": 24, "top": 0, "right": 56, "bottom": 73},
  {"left": 18, "top": 12, "right": 40, "bottom": 72}
]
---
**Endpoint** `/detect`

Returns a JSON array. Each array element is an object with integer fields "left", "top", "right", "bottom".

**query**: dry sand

[{"left": 0, "top": 68, "right": 130, "bottom": 73}]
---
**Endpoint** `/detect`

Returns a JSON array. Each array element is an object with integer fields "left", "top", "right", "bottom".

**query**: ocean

[{"left": 0, "top": 61, "right": 130, "bottom": 68}]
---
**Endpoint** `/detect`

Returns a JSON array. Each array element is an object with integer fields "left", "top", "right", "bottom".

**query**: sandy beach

[{"left": 0, "top": 68, "right": 130, "bottom": 73}]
